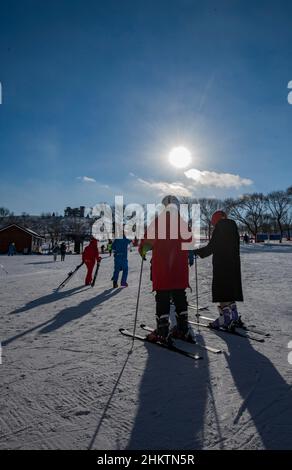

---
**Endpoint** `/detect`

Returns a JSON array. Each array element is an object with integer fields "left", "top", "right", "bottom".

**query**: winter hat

[
  {"left": 211, "top": 210, "right": 227, "bottom": 226},
  {"left": 161, "top": 195, "right": 180, "bottom": 208}
]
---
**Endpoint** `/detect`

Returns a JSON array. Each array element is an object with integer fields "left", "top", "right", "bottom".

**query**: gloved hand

[
  {"left": 139, "top": 242, "right": 152, "bottom": 259},
  {"left": 139, "top": 246, "right": 147, "bottom": 260},
  {"left": 188, "top": 250, "right": 194, "bottom": 266}
]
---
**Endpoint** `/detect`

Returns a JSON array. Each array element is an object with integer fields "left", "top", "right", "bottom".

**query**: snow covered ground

[{"left": 1, "top": 245, "right": 292, "bottom": 450}]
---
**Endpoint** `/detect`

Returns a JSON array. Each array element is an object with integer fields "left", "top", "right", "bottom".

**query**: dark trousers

[
  {"left": 113, "top": 257, "right": 128, "bottom": 285},
  {"left": 85, "top": 260, "right": 95, "bottom": 285},
  {"left": 155, "top": 289, "right": 188, "bottom": 336}
]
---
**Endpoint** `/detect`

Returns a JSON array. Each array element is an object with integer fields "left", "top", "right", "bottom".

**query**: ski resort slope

[{"left": 0, "top": 245, "right": 292, "bottom": 450}]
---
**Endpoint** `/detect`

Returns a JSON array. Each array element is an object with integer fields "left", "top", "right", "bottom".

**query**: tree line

[
  {"left": 1, "top": 186, "right": 291, "bottom": 244},
  {"left": 181, "top": 186, "right": 292, "bottom": 241}
]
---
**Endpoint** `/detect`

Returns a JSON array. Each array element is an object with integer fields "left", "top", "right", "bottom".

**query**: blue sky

[{"left": 0, "top": 0, "right": 292, "bottom": 214}]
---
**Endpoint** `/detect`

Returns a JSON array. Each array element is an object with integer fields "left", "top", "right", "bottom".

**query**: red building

[{"left": 0, "top": 224, "right": 44, "bottom": 254}]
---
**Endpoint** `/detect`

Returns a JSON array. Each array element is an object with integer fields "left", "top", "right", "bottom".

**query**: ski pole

[
  {"left": 0, "top": 264, "right": 8, "bottom": 275},
  {"left": 130, "top": 256, "right": 144, "bottom": 352},
  {"left": 194, "top": 254, "right": 200, "bottom": 325}
]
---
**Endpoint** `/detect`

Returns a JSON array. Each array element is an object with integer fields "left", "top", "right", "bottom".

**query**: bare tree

[
  {"left": 265, "top": 190, "right": 290, "bottom": 241},
  {"left": 0, "top": 207, "right": 10, "bottom": 218},
  {"left": 226, "top": 193, "right": 267, "bottom": 241},
  {"left": 282, "top": 187, "right": 292, "bottom": 240},
  {"left": 197, "top": 198, "right": 223, "bottom": 240}
]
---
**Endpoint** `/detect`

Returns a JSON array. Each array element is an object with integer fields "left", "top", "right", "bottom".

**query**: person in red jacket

[
  {"left": 82, "top": 238, "right": 101, "bottom": 286},
  {"left": 139, "top": 195, "right": 193, "bottom": 344}
]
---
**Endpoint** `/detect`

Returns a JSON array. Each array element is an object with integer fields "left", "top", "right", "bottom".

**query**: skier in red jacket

[
  {"left": 82, "top": 238, "right": 101, "bottom": 285},
  {"left": 139, "top": 195, "right": 193, "bottom": 344}
]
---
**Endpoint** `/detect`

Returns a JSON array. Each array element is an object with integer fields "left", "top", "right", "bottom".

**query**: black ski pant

[{"left": 155, "top": 289, "right": 188, "bottom": 337}]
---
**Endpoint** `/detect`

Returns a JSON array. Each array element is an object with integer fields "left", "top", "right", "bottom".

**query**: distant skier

[
  {"left": 107, "top": 239, "right": 113, "bottom": 256},
  {"left": 194, "top": 210, "right": 243, "bottom": 329},
  {"left": 8, "top": 242, "right": 16, "bottom": 256},
  {"left": 60, "top": 242, "right": 66, "bottom": 261},
  {"left": 82, "top": 238, "right": 101, "bottom": 286},
  {"left": 112, "top": 234, "right": 131, "bottom": 288},
  {"left": 52, "top": 243, "right": 59, "bottom": 262},
  {"left": 243, "top": 233, "right": 250, "bottom": 244},
  {"left": 139, "top": 195, "right": 193, "bottom": 344}
]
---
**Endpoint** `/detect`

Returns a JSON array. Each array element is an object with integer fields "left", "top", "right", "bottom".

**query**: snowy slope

[{"left": 0, "top": 246, "right": 292, "bottom": 450}]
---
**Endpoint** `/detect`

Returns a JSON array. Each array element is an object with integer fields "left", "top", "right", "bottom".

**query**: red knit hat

[{"left": 211, "top": 210, "right": 227, "bottom": 226}]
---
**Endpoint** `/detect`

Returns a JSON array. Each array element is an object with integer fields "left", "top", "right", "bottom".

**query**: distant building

[
  {"left": 64, "top": 206, "right": 85, "bottom": 218},
  {"left": 0, "top": 224, "right": 44, "bottom": 254}
]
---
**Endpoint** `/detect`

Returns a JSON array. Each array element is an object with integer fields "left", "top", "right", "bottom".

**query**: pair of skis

[
  {"left": 120, "top": 313, "right": 268, "bottom": 359},
  {"left": 189, "top": 320, "right": 265, "bottom": 343},
  {"left": 120, "top": 327, "right": 203, "bottom": 360},
  {"left": 120, "top": 323, "right": 223, "bottom": 361},
  {"left": 57, "top": 261, "right": 85, "bottom": 290},
  {"left": 90, "top": 262, "right": 100, "bottom": 287},
  {"left": 56, "top": 261, "right": 100, "bottom": 290},
  {"left": 188, "top": 304, "right": 269, "bottom": 339}
]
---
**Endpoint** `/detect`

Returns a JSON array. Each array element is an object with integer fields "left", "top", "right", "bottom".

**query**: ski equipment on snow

[
  {"left": 91, "top": 262, "right": 100, "bottom": 287},
  {"left": 188, "top": 309, "right": 270, "bottom": 337},
  {"left": 189, "top": 320, "right": 265, "bottom": 342},
  {"left": 56, "top": 262, "right": 84, "bottom": 290},
  {"left": 140, "top": 324, "right": 222, "bottom": 354},
  {"left": 119, "top": 328, "right": 203, "bottom": 360}
]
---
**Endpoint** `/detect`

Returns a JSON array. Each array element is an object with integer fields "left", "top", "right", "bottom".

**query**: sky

[{"left": 0, "top": 0, "right": 292, "bottom": 214}]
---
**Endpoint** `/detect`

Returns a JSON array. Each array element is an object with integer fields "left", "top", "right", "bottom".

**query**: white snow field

[{"left": 1, "top": 245, "right": 292, "bottom": 450}]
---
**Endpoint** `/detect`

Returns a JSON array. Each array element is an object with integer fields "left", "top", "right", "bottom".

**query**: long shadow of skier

[
  {"left": 10, "top": 285, "right": 89, "bottom": 315},
  {"left": 218, "top": 333, "right": 292, "bottom": 449},
  {"left": 24, "top": 261, "right": 56, "bottom": 265},
  {"left": 39, "top": 288, "right": 122, "bottom": 334},
  {"left": 88, "top": 352, "right": 131, "bottom": 450},
  {"left": 126, "top": 333, "right": 213, "bottom": 450},
  {"left": 3, "top": 288, "right": 122, "bottom": 346}
]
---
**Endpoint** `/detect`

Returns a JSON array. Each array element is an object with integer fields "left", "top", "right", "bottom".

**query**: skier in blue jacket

[{"left": 112, "top": 235, "right": 131, "bottom": 288}]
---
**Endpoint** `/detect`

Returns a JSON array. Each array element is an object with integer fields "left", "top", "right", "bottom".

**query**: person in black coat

[
  {"left": 60, "top": 242, "right": 67, "bottom": 262},
  {"left": 194, "top": 210, "right": 243, "bottom": 329}
]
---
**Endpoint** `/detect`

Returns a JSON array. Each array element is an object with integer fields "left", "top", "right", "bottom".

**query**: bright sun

[{"left": 169, "top": 146, "right": 192, "bottom": 169}]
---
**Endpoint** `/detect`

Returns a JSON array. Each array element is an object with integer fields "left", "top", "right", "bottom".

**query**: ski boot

[
  {"left": 170, "top": 325, "right": 195, "bottom": 343},
  {"left": 146, "top": 329, "right": 173, "bottom": 346},
  {"left": 147, "top": 315, "right": 172, "bottom": 345},
  {"left": 121, "top": 282, "right": 128, "bottom": 288},
  {"left": 113, "top": 281, "right": 118, "bottom": 288},
  {"left": 229, "top": 302, "right": 244, "bottom": 327},
  {"left": 174, "top": 310, "right": 191, "bottom": 338},
  {"left": 209, "top": 305, "right": 233, "bottom": 330}
]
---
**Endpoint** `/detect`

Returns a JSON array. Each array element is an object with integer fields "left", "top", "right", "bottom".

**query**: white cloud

[
  {"left": 184, "top": 168, "right": 253, "bottom": 188},
  {"left": 129, "top": 172, "right": 135, "bottom": 177},
  {"left": 137, "top": 178, "right": 192, "bottom": 197},
  {"left": 77, "top": 176, "right": 96, "bottom": 183}
]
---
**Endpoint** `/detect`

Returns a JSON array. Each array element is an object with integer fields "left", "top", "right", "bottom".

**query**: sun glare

[{"left": 169, "top": 146, "right": 192, "bottom": 169}]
